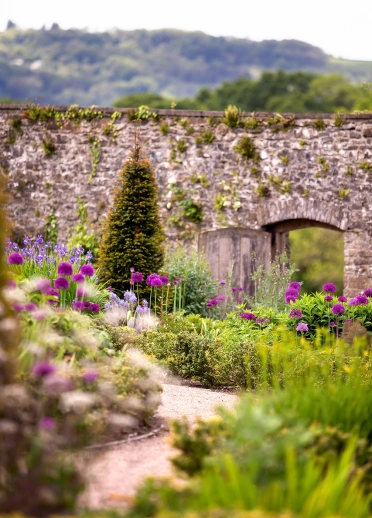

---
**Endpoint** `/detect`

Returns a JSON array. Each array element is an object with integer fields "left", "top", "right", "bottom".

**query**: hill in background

[{"left": 1, "top": 25, "right": 372, "bottom": 107}]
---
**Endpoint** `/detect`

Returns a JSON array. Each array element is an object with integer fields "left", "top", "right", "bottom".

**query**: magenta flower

[
  {"left": 232, "top": 287, "right": 237, "bottom": 292},
  {"left": 330, "top": 321, "right": 335, "bottom": 327},
  {"left": 76, "top": 286, "right": 88, "bottom": 298},
  {"left": 72, "top": 273, "right": 85, "bottom": 283},
  {"left": 131, "top": 272, "right": 144, "bottom": 283},
  {"left": 13, "top": 303, "right": 24, "bottom": 312},
  {"left": 240, "top": 312, "right": 256, "bottom": 320},
  {"left": 8, "top": 252, "right": 24, "bottom": 265},
  {"left": 146, "top": 273, "right": 158, "bottom": 285},
  {"left": 57, "top": 261, "right": 73, "bottom": 276},
  {"left": 235, "top": 298, "right": 242, "bottom": 303},
  {"left": 338, "top": 295, "right": 347, "bottom": 302},
  {"left": 35, "top": 278, "right": 51, "bottom": 292},
  {"left": 130, "top": 267, "right": 135, "bottom": 273},
  {"left": 83, "top": 301, "right": 91, "bottom": 309},
  {"left": 151, "top": 277, "right": 163, "bottom": 287},
  {"left": 289, "top": 308, "right": 302, "bottom": 318},
  {"left": 89, "top": 303, "right": 100, "bottom": 313},
  {"left": 363, "top": 288, "right": 372, "bottom": 298},
  {"left": 25, "top": 302, "right": 37, "bottom": 312},
  {"left": 83, "top": 370, "right": 98, "bottom": 383},
  {"left": 289, "top": 281, "right": 301, "bottom": 291},
  {"left": 237, "top": 286, "right": 243, "bottom": 291},
  {"left": 32, "top": 361, "right": 56, "bottom": 378},
  {"left": 80, "top": 264, "right": 94, "bottom": 276},
  {"left": 46, "top": 287, "right": 59, "bottom": 297},
  {"left": 331, "top": 303, "right": 345, "bottom": 315},
  {"left": 219, "top": 280, "right": 226, "bottom": 285},
  {"left": 324, "top": 295, "right": 333, "bottom": 302},
  {"left": 7, "top": 279, "right": 17, "bottom": 288},
  {"left": 323, "top": 283, "right": 337, "bottom": 293},
  {"left": 217, "top": 296, "right": 225, "bottom": 301},
  {"left": 55, "top": 277, "right": 69, "bottom": 290},
  {"left": 160, "top": 275, "right": 169, "bottom": 285},
  {"left": 207, "top": 299, "right": 219, "bottom": 307},
  {"left": 348, "top": 298, "right": 359, "bottom": 306},
  {"left": 357, "top": 295, "right": 369, "bottom": 305},
  {"left": 285, "top": 288, "right": 299, "bottom": 299},
  {"left": 33, "top": 310, "right": 46, "bottom": 321},
  {"left": 345, "top": 318, "right": 353, "bottom": 323},
  {"left": 286, "top": 295, "right": 297, "bottom": 304},
  {"left": 107, "top": 286, "right": 114, "bottom": 291},
  {"left": 72, "top": 301, "right": 85, "bottom": 311},
  {"left": 38, "top": 416, "right": 56, "bottom": 430},
  {"left": 296, "top": 323, "right": 309, "bottom": 332}
]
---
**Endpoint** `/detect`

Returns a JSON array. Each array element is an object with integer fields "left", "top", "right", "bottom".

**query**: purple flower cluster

[
  {"left": 207, "top": 299, "right": 219, "bottom": 308},
  {"left": 72, "top": 301, "right": 100, "bottom": 313},
  {"left": 296, "top": 322, "right": 309, "bottom": 332},
  {"left": 146, "top": 273, "right": 169, "bottom": 287},
  {"left": 130, "top": 271, "right": 144, "bottom": 283},
  {"left": 289, "top": 308, "right": 303, "bottom": 319},
  {"left": 284, "top": 281, "right": 301, "bottom": 304},
  {"left": 331, "top": 303, "right": 345, "bottom": 315},
  {"left": 323, "top": 283, "right": 337, "bottom": 294},
  {"left": 240, "top": 312, "right": 256, "bottom": 320}
]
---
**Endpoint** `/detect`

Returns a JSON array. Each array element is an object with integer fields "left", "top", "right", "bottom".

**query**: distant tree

[{"left": 98, "top": 141, "right": 165, "bottom": 296}]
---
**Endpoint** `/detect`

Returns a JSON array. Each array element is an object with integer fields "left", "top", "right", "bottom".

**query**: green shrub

[
  {"left": 67, "top": 197, "right": 100, "bottom": 259},
  {"left": 234, "top": 135, "right": 257, "bottom": 160},
  {"left": 98, "top": 143, "right": 165, "bottom": 295},
  {"left": 222, "top": 105, "right": 243, "bottom": 128}
]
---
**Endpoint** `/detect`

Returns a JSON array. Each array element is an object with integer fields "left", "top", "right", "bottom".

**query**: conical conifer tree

[{"left": 98, "top": 141, "right": 165, "bottom": 295}]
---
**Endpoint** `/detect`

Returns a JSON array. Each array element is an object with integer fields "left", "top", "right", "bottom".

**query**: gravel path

[{"left": 81, "top": 382, "right": 239, "bottom": 510}]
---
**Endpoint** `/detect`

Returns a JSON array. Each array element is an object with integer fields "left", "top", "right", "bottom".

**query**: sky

[{"left": 1, "top": 0, "right": 372, "bottom": 62}]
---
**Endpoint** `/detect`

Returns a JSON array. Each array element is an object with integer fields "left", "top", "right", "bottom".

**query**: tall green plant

[{"left": 98, "top": 142, "right": 165, "bottom": 295}]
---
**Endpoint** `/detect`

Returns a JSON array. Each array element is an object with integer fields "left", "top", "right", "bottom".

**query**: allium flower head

[
  {"left": 289, "top": 281, "right": 301, "bottom": 291},
  {"left": 38, "top": 416, "right": 55, "bottom": 430},
  {"left": 46, "top": 287, "right": 59, "bottom": 297},
  {"left": 348, "top": 298, "right": 359, "bottom": 306},
  {"left": 151, "top": 277, "right": 163, "bottom": 287},
  {"left": 13, "top": 303, "right": 24, "bottom": 312},
  {"left": 323, "top": 283, "right": 337, "bottom": 293},
  {"left": 330, "top": 321, "right": 335, "bottom": 327},
  {"left": 35, "top": 278, "right": 51, "bottom": 292},
  {"left": 364, "top": 288, "right": 372, "bottom": 298},
  {"left": 146, "top": 273, "right": 159, "bottom": 286},
  {"left": 25, "top": 302, "right": 37, "bottom": 312},
  {"left": 83, "top": 370, "right": 98, "bottom": 383},
  {"left": 237, "top": 286, "right": 243, "bottom": 291},
  {"left": 289, "top": 308, "right": 302, "bottom": 318},
  {"left": 217, "top": 295, "right": 225, "bottom": 301},
  {"left": 219, "top": 280, "right": 226, "bottom": 285},
  {"left": 232, "top": 287, "right": 237, "bottom": 292},
  {"left": 8, "top": 252, "right": 24, "bottom": 265},
  {"left": 296, "top": 322, "right": 309, "bottom": 332},
  {"left": 207, "top": 299, "right": 219, "bottom": 307},
  {"left": 331, "top": 303, "right": 345, "bottom": 315},
  {"left": 285, "top": 288, "right": 299, "bottom": 299},
  {"left": 72, "top": 301, "right": 85, "bottom": 311},
  {"left": 32, "top": 361, "right": 56, "bottom": 378},
  {"left": 72, "top": 273, "right": 85, "bottom": 283},
  {"left": 57, "top": 261, "right": 73, "bottom": 276},
  {"left": 89, "top": 303, "right": 100, "bottom": 313},
  {"left": 324, "top": 295, "right": 333, "bottom": 302},
  {"left": 356, "top": 295, "right": 369, "bottom": 305},
  {"left": 160, "top": 275, "right": 169, "bottom": 285},
  {"left": 80, "top": 264, "right": 94, "bottom": 277},
  {"left": 33, "top": 310, "right": 46, "bottom": 321},
  {"left": 7, "top": 279, "right": 16, "bottom": 288},
  {"left": 131, "top": 272, "right": 144, "bottom": 283},
  {"left": 285, "top": 295, "right": 297, "bottom": 304},
  {"left": 338, "top": 295, "right": 347, "bottom": 302},
  {"left": 55, "top": 277, "right": 69, "bottom": 290},
  {"left": 240, "top": 312, "right": 256, "bottom": 320}
]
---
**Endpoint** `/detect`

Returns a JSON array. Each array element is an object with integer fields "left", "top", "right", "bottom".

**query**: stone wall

[{"left": 1, "top": 104, "right": 372, "bottom": 295}]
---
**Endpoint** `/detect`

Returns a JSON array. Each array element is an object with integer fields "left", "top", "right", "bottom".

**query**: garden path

[{"left": 81, "top": 380, "right": 239, "bottom": 510}]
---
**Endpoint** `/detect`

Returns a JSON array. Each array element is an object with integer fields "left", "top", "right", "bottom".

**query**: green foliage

[
  {"left": 128, "top": 105, "right": 159, "bottom": 122},
  {"left": 177, "top": 139, "right": 187, "bottom": 153},
  {"left": 358, "top": 160, "right": 372, "bottom": 172},
  {"left": 44, "top": 209, "right": 58, "bottom": 245},
  {"left": 346, "top": 166, "right": 354, "bottom": 176},
  {"left": 160, "top": 122, "right": 170, "bottom": 135},
  {"left": 25, "top": 104, "right": 57, "bottom": 121},
  {"left": 164, "top": 247, "right": 217, "bottom": 316},
  {"left": 197, "top": 129, "right": 216, "bottom": 145},
  {"left": 256, "top": 183, "right": 270, "bottom": 198},
  {"left": 244, "top": 115, "right": 261, "bottom": 129},
  {"left": 313, "top": 119, "right": 326, "bottom": 130},
  {"left": 98, "top": 143, "right": 165, "bottom": 295},
  {"left": 234, "top": 135, "right": 257, "bottom": 160},
  {"left": 339, "top": 186, "right": 350, "bottom": 199},
  {"left": 180, "top": 198, "right": 203, "bottom": 223},
  {"left": 266, "top": 114, "right": 295, "bottom": 132},
  {"left": 334, "top": 113, "right": 345, "bottom": 127},
  {"left": 67, "top": 197, "right": 100, "bottom": 258},
  {"left": 289, "top": 227, "right": 344, "bottom": 293},
  {"left": 41, "top": 137, "right": 57, "bottom": 155},
  {"left": 89, "top": 136, "right": 101, "bottom": 181},
  {"left": 222, "top": 105, "right": 242, "bottom": 127},
  {"left": 299, "top": 139, "right": 307, "bottom": 147},
  {"left": 280, "top": 154, "right": 289, "bottom": 165}
]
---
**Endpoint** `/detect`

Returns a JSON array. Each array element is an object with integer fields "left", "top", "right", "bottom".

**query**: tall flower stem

[
  {"left": 173, "top": 284, "right": 177, "bottom": 313},
  {"left": 165, "top": 284, "right": 170, "bottom": 314}
]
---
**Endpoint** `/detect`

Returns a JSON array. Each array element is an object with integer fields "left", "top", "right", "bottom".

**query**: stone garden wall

[{"left": 1, "top": 104, "right": 372, "bottom": 294}]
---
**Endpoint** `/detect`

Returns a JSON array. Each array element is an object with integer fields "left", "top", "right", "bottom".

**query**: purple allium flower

[
  {"left": 76, "top": 286, "right": 88, "bottom": 298},
  {"left": 107, "top": 286, "right": 114, "bottom": 292},
  {"left": 323, "top": 283, "right": 337, "bottom": 294},
  {"left": 235, "top": 298, "right": 242, "bottom": 303},
  {"left": 89, "top": 303, "right": 100, "bottom": 313},
  {"left": 364, "top": 288, "right": 372, "bottom": 298},
  {"left": 33, "top": 310, "right": 46, "bottom": 321},
  {"left": 285, "top": 288, "right": 299, "bottom": 299},
  {"left": 24, "top": 302, "right": 37, "bottom": 312},
  {"left": 346, "top": 318, "right": 353, "bottom": 323},
  {"left": 207, "top": 299, "right": 219, "bottom": 307},
  {"left": 160, "top": 275, "right": 169, "bottom": 285},
  {"left": 217, "top": 296, "right": 225, "bottom": 301},
  {"left": 130, "top": 267, "right": 135, "bottom": 273},
  {"left": 80, "top": 264, "right": 94, "bottom": 277},
  {"left": 57, "top": 261, "right": 73, "bottom": 276},
  {"left": 289, "top": 281, "right": 301, "bottom": 291},
  {"left": 232, "top": 287, "right": 237, "bottom": 292},
  {"left": 7, "top": 279, "right": 16, "bottom": 288},
  {"left": 8, "top": 252, "right": 24, "bottom": 265},
  {"left": 286, "top": 295, "right": 297, "bottom": 304},
  {"left": 289, "top": 308, "right": 302, "bottom": 318},
  {"left": 72, "top": 273, "right": 85, "bottom": 283},
  {"left": 237, "top": 286, "right": 243, "bottom": 291},
  {"left": 348, "top": 298, "right": 359, "bottom": 306},
  {"left": 47, "top": 299, "right": 58, "bottom": 306},
  {"left": 38, "top": 416, "right": 55, "bottom": 430},
  {"left": 72, "top": 301, "right": 85, "bottom": 311},
  {"left": 357, "top": 295, "right": 369, "bottom": 305},
  {"left": 240, "top": 312, "right": 256, "bottom": 320},
  {"left": 219, "top": 280, "right": 226, "bottom": 285},
  {"left": 13, "top": 303, "right": 24, "bottom": 312},
  {"left": 83, "top": 370, "right": 98, "bottom": 383},
  {"left": 32, "top": 361, "right": 56, "bottom": 378},
  {"left": 131, "top": 272, "right": 144, "bottom": 283},
  {"left": 324, "top": 295, "right": 333, "bottom": 302},
  {"left": 146, "top": 273, "right": 159, "bottom": 286},
  {"left": 151, "top": 277, "right": 163, "bottom": 287},
  {"left": 296, "top": 323, "right": 309, "bottom": 332},
  {"left": 332, "top": 303, "right": 345, "bottom": 315},
  {"left": 83, "top": 301, "right": 91, "bottom": 309},
  {"left": 44, "top": 374, "right": 73, "bottom": 395},
  {"left": 338, "top": 295, "right": 347, "bottom": 302},
  {"left": 330, "top": 321, "right": 335, "bottom": 327},
  {"left": 55, "top": 277, "right": 69, "bottom": 290},
  {"left": 46, "top": 287, "right": 59, "bottom": 297},
  {"left": 35, "top": 278, "right": 51, "bottom": 292}
]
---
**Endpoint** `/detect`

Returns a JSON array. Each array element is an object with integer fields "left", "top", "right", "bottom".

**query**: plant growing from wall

[
  {"left": 334, "top": 113, "right": 345, "bottom": 127},
  {"left": 244, "top": 115, "right": 261, "bottom": 129},
  {"left": 177, "top": 139, "right": 187, "bottom": 153},
  {"left": 280, "top": 153, "right": 290, "bottom": 165},
  {"left": 234, "top": 135, "right": 258, "bottom": 161},
  {"left": 313, "top": 119, "right": 326, "bottom": 131},
  {"left": 266, "top": 114, "right": 295, "bottom": 132},
  {"left": 196, "top": 129, "right": 215, "bottom": 145},
  {"left": 256, "top": 183, "right": 270, "bottom": 198},
  {"left": 41, "top": 138, "right": 56, "bottom": 156},
  {"left": 339, "top": 186, "right": 350, "bottom": 200},
  {"left": 160, "top": 122, "right": 170, "bottom": 135},
  {"left": 44, "top": 208, "right": 58, "bottom": 245},
  {"left": 299, "top": 139, "right": 307, "bottom": 147},
  {"left": 222, "top": 105, "right": 242, "bottom": 128},
  {"left": 346, "top": 166, "right": 354, "bottom": 176},
  {"left": 98, "top": 141, "right": 165, "bottom": 295},
  {"left": 128, "top": 105, "right": 159, "bottom": 122},
  {"left": 358, "top": 160, "right": 372, "bottom": 172},
  {"left": 89, "top": 135, "right": 101, "bottom": 182},
  {"left": 67, "top": 197, "right": 101, "bottom": 257},
  {"left": 317, "top": 156, "right": 329, "bottom": 172}
]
